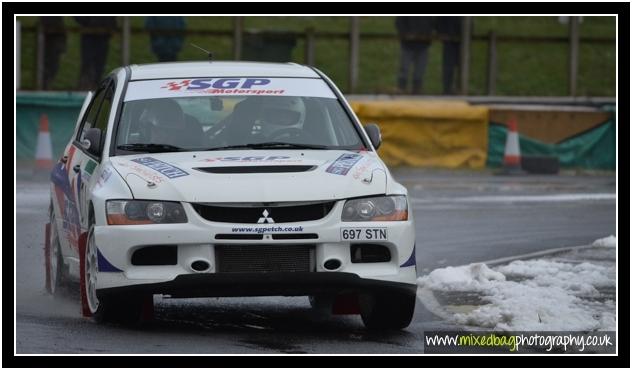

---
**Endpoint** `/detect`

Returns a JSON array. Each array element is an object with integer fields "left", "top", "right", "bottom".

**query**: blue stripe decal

[
  {"left": 97, "top": 248, "right": 123, "bottom": 272},
  {"left": 51, "top": 162, "right": 82, "bottom": 246},
  {"left": 325, "top": 153, "right": 362, "bottom": 176},
  {"left": 400, "top": 243, "right": 416, "bottom": 267},
  {"left": 131, "top": 157, "right": 189, "bottom": 179},
  {"left": 50, "top": 162, "right": 74, "bottom": 199}
]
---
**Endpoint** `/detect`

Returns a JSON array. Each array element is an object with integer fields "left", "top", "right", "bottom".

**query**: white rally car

[{"left": 46, "top": 61, "right": 417, "bottom": 330}]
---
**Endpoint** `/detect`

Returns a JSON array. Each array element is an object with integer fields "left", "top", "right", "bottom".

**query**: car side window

[
  {"left": 94, "top": 83, "right": 114, "bottom": 133},
  {"left": 76, "top": 86, "right": 106, "bottom": 142}
]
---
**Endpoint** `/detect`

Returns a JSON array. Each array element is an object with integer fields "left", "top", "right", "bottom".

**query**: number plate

[{"left": 340, "top": 227, "right": 387, "bottom": 241}]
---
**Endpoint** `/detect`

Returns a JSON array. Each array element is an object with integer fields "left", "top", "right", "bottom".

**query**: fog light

[{"left": 324, "top": 259, "right": 342, "bottom": 271}]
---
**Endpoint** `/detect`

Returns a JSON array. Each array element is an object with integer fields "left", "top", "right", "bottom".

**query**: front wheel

[
  {"left": 82, "top": 223, "right": 146, "bottom": 324},
  {"left": 47, "top": 207, "right": 69, "bottom": 295},
  {"left": 359, "top": 290, "right": 416, "bottom": 330},
  {"left": 92, "top": 294, "right": 147, "bottom": 325},
  {"left": 83, "top": 225, "right": 101, "bottom": 316}
]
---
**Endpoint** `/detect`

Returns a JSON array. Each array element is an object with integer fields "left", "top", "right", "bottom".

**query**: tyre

[
  {"left": 359, "top": 290, "right": 416, "bottom": 330},
  {"left": 309, "top": 294, "right": 334, "bottom": 314},
  {"left": 82, "top": 221, "right": 145, "bottom": 325},
  {"left": 47, "top": 206, "right": 69, "bottom": 295},
  {"left": 92, "top": 294, "right": 146, "bottom": 325}
]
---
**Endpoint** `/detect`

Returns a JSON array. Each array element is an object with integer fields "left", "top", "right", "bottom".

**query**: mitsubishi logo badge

[{"left": 257, "top": 209, "right": 274, "bottom": 224}]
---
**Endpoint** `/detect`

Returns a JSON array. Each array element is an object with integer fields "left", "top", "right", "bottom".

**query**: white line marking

[
  {"left": 412, "top": 193, "right": 616, "bottom": 204},
  {"left": 474, "top": 244, "right": 595, "bottom": 266}
]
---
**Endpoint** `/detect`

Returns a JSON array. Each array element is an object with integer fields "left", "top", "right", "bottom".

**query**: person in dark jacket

[
  {"left": 145, "top": 16, "right": 186, "bottom": 62},
  {"left": 74, "top": 16, "right": 117, "bottom": 90},
  {"left": 395, "top": 16, "right": 434, "bottom": 94},
  {"left": 40, "top": 17, "right": 67, "bottom": 90},
  {"left": 436, "top": 16, "right": 463, "bottom": 95}
]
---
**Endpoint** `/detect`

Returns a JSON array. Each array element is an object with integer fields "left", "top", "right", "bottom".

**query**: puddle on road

[{"left": 433, "top": 291, "right": 488, "bottom": 306}]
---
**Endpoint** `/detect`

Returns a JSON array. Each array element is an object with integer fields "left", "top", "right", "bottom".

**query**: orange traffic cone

[
  {"left": 497, "top": 117, "right": 525, "bottom": 175},
  {"left": 35, "top": 114, "right": 53, "bottom": 171}
]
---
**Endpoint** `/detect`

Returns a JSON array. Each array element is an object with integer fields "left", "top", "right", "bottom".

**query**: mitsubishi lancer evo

[{"left": 46, "top": 61, "right": 417, "bottom": 330}]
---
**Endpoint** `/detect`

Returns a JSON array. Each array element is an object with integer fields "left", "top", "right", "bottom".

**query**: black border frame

[{"left": 6, "top": 2, "right": 629, "bottom": 368}]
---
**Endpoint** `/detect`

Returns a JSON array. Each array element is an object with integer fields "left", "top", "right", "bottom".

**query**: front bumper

[
  {"left": 94, "top": 200, "right": 417, "bottom": 293},
  {"left": 97, "top": 271, "right": 417, "bottom": 298}
]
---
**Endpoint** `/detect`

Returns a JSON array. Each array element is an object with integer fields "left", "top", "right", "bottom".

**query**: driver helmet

[
  {"left": 255, "top": 96, "right": 306, "bottom": 136},
  {"left": 139, "top": 98, "right": 185, "bottom": 145}
]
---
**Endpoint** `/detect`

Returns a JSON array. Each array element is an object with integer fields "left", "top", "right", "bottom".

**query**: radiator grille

[
  {"left": 193, "top": 201, "right": 336, "bottom": 223},
  {"left": 215, "top": 245, "right": 314, "bottom": 273}
]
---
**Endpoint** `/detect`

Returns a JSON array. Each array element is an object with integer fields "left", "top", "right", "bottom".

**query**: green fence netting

[
  {"left": 16, "top": 92, "right": 87, "bottom": 160},
  {"left": 486, "top": 119, "right": 616, "bottom": 170}
]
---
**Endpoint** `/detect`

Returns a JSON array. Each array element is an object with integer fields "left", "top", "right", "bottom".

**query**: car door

[
  {"left": 51, "top": 91, "right": 92, "bottom": 251},
  {"left": 71, "top": 80, "right": 114, "bottom": 231},
  {"left": 54, "top": 83, "right": 107, "bottom": 258},
  {"left": 76, "top": 81, "right": 115, "bottom": 231}
]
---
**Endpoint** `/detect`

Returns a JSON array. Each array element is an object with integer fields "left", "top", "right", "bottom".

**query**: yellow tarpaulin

[{"left": 350, "top": 100, "right": 489, "bottom": 168}]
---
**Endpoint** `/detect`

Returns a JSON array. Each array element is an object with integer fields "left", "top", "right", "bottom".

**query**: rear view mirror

[
  {"left": 210, "top": 97, "right": 223, "bottom": 111},
  {"left": 364, "top": 123, "right": 382, "bottom": 150}
]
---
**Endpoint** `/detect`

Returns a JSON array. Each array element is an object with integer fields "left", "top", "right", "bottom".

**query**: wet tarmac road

[{"left": 15, "top": 170, "right": 616, "bottom": 353}]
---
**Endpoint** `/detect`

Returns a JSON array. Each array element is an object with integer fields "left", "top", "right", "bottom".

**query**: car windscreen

[{"left": 115, "top": 77, "right": 366, "bottom": 153}]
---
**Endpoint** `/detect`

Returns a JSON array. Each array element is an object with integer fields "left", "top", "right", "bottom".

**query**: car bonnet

[{"left": 110, "top": 150, "right": 388, "bottom": 203}]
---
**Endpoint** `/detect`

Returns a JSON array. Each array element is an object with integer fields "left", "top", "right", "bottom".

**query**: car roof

[{"left": 128, "top": 61, "right": 320, "bottom": 80}]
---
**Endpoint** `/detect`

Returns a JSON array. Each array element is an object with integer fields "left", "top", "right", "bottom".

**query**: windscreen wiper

[
  {"left": 248, "top": 142, "right": 328, "bottom": 149},
  {"left": 117, "top": 143, "right": 186, "bottom": 153},
  {"left": 203, "top": 144, "right": 258, "bottom": 151},
  {"left": 205, "top": 142, "right": 328, "bottom": 151}
]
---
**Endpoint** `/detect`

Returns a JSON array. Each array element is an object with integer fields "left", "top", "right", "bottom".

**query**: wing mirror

[
  {"left": 364, "top": 123, "right": 382, "bottom": 150},
  {"left": 82, "top": 127, "right": 103, "bottom": 157}
]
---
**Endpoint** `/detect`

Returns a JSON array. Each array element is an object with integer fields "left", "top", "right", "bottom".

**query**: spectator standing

[
  {"left": 395, "top": 16, "right": 434, "bottom": 94},
  {"left": 40, "top": 16, "right": 67, "bottom": 90},
  {"left": 145, "top": 16, "right": 186, "bottom": 62},
  {"left": 436, "top": 16, "right": 462, "bottom": 95},
  {"left": 74, "top": 16, "right": 117, "bottom": 90}
]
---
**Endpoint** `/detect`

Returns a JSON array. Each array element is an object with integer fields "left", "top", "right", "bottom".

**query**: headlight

[
  {"left": 342, "top": 195, "right": 408, "bottom": 221},
  {"left": 106, "top": 200, "right": 187, "bottom": 225}
]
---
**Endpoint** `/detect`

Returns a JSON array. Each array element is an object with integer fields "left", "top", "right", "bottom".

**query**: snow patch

[
  {"left": 592, "top": 235, "right": 616, "bottom": 248},
  {"left": 497, "top": 260, "right": 615, "bottom": 292},
  {"left": 417, "top": 263, "right": 505, "bottom": 291},
  {"left": 417, "top": 259, "right": 615, "bottom": 331}
]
